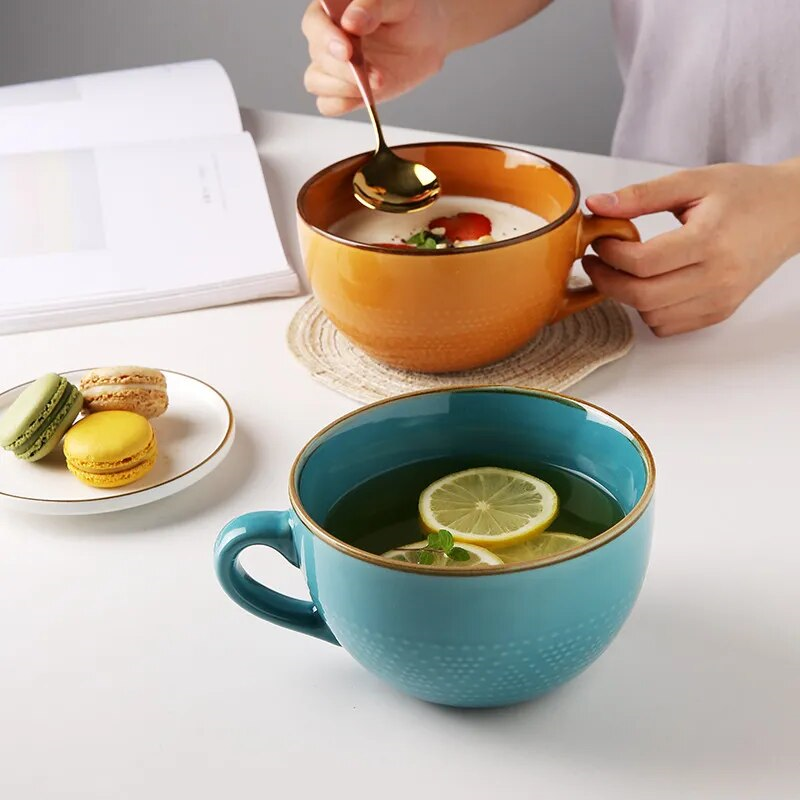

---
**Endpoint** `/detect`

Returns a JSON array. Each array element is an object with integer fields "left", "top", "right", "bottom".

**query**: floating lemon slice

[
  {"left": 382, "top": 540, "right": 503, "bottom": 568},
  {"left": 418, "top": 467, "right": 559, "bottom": 547},
  {"left": 497, "top": 532, "right": 589, "bottom": 564}
]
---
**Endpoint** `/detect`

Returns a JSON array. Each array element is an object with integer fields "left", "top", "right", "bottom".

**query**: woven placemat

[{"left": 288, "top": 298, "right": 633, "bottom": 404}]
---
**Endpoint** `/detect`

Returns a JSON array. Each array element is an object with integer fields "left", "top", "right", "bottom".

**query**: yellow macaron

[{"left": 63, "top": 411, "right": 157, "bottom": 488}]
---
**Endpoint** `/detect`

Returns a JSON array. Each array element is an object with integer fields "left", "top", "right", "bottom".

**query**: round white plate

[{"left": 0, "top": 369, "right": 235, "bottom": 515}]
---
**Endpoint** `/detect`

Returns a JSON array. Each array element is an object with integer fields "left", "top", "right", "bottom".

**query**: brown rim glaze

[
  {"left": 0, "top": 369, "right": 235, "bottom": 504},
  {"left": 296, "top": 141, "right": 582, "bottom": 256},
  {"left": 289, "top": 386, "right": 655, "bottom": 577}
]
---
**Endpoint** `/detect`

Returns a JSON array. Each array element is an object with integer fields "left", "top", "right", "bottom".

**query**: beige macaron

[{"left": 79, "top": 367, "right": 168, "bottom": 419}]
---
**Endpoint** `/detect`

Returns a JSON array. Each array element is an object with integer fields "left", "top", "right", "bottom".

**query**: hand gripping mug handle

[
  {"left": 214, "top": 511, "right": 338, "bottom": 645},
  {"left": 553, "top": 213, "right": 640, "bottom": 322}
]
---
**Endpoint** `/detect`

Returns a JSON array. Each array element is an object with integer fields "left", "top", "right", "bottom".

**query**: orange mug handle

[{"left": 553, "top": 213, "right": 640, "bottom": 322}]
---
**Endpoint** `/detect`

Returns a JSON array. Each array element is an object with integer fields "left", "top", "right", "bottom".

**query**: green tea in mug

[{"left": 324, "top": 456, "right": 625, "bottom": 567}]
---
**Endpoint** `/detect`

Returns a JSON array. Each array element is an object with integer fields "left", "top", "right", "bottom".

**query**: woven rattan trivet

[{"left": 288, "top": 298, "right": 633, "bottom": 404}]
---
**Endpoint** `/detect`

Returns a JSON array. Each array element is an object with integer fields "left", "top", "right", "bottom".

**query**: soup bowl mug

[
  {"left": 297, "top": 143, "right": 639, "bottom": 373},
  {"left": 214, "top": 387, "right": 655, "bottom": 708}
]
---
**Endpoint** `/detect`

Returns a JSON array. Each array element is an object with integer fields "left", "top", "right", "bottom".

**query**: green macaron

[{"left": 0, "top": 374, "right": 84, "bottom": 462}]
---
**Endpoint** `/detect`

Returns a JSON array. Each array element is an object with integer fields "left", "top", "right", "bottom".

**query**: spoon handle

[{"left": 318, "top": 0, "right": 387, "bottom": 151}]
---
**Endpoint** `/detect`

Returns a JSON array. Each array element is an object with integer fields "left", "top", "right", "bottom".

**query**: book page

[
  {"left": 0, "top": 60, "right": 241, "bottom": 155},
  {"left": 0, "top": 132, "right": 293, "bottom": 316}
]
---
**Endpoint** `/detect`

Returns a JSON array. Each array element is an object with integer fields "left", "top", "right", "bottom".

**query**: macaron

[
  {"left": 79, "top": 366, "right": 168, "bottom": 419},
  {"left": 63, "top": 410, "right": 157, "bottom": 488},
  {"left": 0, "top": 374, "right": 83, "bottom": 462}
]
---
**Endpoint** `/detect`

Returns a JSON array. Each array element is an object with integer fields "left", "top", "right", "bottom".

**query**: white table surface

[{"left": 1, "top": 110, "right": 798, "bottom": 800}]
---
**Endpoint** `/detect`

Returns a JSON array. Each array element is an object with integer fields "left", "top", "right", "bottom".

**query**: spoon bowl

[
  {"left": 353, "top": 148, "right": 440, "bottom": 213},
  {"left": 320, "top": 0, "right": 441, "bottom": 213}
]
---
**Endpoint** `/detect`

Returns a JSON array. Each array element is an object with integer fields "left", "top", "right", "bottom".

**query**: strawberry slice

[{"left": 428, "top": 212, "right": 492, "bottom": 242}]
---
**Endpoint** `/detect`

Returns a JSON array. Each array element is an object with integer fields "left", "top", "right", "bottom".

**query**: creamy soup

[{"left": 330, "top": 195, "right": 549, "bottom": 250}]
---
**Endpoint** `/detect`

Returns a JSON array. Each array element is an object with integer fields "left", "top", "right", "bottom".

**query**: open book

[{"left": 0, "top": 60, "right": 299, "bottom": 335}]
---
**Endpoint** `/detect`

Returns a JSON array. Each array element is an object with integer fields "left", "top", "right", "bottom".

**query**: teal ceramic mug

[{"left": 214, "top": 388, "right": 655, "bottom": 707}]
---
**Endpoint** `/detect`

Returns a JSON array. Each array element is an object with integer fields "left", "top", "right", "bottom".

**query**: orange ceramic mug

[{"left": 297, "top": 142, "right": 638, "bottom": 373}]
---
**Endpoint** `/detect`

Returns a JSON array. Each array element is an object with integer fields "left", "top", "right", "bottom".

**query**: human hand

[
  {"left": 302, "top": 0, "right": 447, "bottom": 116},
  {"left": 583, "top": 161, "right": 800, "bottom": 336}
]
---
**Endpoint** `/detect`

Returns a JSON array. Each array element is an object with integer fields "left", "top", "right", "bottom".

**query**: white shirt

[{"left": 611, "top": 0, "right": 800, "bottom": 166}]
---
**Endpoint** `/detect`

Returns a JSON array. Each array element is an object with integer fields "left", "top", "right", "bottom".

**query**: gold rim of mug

[
  {"left": 296, "top": 141, "right": 581, "bottom": 255},
  {"left": 289, "top": 386, "right": 655, "bottom": 577}
]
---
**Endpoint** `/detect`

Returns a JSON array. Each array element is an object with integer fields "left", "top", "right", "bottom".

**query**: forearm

[
  {"left": 443, "top": 0, "right": 553, "bottom": 54},
  {"left": 774, "top": 156, "right": 800, "bottom": 257}
]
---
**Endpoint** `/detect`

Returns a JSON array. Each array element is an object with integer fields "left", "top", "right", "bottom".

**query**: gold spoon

[{"left": 319, "top": 0, "right": 441, "bottom": 213}]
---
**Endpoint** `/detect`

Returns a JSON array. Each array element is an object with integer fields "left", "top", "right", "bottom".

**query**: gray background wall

[{"left": 0, "top": 0, "right": 622, "bottom": 155}]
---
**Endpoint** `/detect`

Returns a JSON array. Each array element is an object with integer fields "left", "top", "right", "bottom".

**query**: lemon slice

[
  {"left": 497, "top": 532, "right": 589, "bottom": 564},
  {"left": 418, "top": 467, "right": 559, "bottom": 547},
  {"left": 382, "top": 541, "right": 503, "bottom": 568}
]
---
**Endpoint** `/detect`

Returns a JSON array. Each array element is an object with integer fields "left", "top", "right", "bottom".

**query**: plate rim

[{"left": 0, "top": 368, "right": 235, "bottom": 506}]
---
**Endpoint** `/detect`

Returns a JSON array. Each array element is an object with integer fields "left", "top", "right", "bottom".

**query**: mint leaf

[
  {"left": 438, "top": 530, "right": 454, "bottom": 553},
  {"left": 417, "top": 550, "right": 435, "bottom": 565},
  {"left": 405, "top": 231, "right": 427, "bottom": 247},
  {"left": 448, "top": 547, "right": 471, "bottom": 562},
  {"left": 427, "top": 531, "right": 442, "bottom": 550},
  {"left": 403, "top": 231, "right": 441, "bottom": 249}
]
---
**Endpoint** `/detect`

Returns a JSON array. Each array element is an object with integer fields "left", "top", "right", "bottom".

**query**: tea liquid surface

[{"left": 324, "top": 457, "right": 625, "bottom": 556}]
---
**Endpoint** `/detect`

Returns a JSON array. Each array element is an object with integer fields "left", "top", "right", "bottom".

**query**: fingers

[
  {"left": 302, "top": 2, "right": 353, "bottom": 62},
  {"left": 303, "top": 1, "right": 372, "bottom": 114},
  {"left": 304, "top": 59, "right": 382, "bottom": 94},
  {"left": 316, "top": 96, "right": 365, "bottom": 116},
  {"left": 305, "top": 49, "right": 350, "bottom": 85},
  {"left": 304, "top": 0, "right": 415, "bottom": 54},
  {"left": 341, "top": 0, "right": 381, "bottom": 34},
  {"left": 586, "top": 169, "right": 708, "bottom": 218},
  {"left": 310, "top": 0, "right": 413, "bottom": 39},
  {"left": 583, "top": 255, "right": 740, "bottom": 337},
  {"left": 640, "top": 296, "right": 736, "bottom": 337},
  {"left": 343, "top": 0, "right": 415, "bottom": 32},
  {"left": 304, "top": 55, "right": 382, "bottom": 114},
  {"left": 303, "top": 53, "right": 365, "bottom": 114},
  {"left": 580, "top": 162, "right": 777, "bottom": 336},
  {"left": 302, "top": 0, "right": 414, "bottom": 114},
  {"left": 304, "top": 64, "right": 362, "bottom": 99},
  {"left": 341, "top": 0, "right": 383, "bottom": 35},
  {"left": 593, "top": 226, "right": 705, "bottom": 278},
  {"left": 582, "top": 256, "right": 715, "bottom": 312}
]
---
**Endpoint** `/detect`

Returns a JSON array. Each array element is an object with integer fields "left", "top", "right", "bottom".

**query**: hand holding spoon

[{"left": 318, "top": 0, "right": 441, "bottom": 213}]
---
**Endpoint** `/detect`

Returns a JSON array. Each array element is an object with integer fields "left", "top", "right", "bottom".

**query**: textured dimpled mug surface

[{"left": 214, "top": 388, "right": 655, "bottom": 708}]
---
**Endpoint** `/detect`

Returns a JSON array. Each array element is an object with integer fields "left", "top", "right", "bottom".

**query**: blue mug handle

[{"left": 214, "top": 511, "right": 338, "bottom": 645}]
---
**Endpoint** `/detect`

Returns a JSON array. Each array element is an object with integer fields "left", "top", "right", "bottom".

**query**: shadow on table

[
  {"left": 425, "top": 599, "right": 799, "bottom": 779},
  {"left": 45, "top": 421, "right": 260, "bottom": 537}
]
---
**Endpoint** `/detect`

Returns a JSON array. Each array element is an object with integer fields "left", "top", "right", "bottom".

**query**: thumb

[
  {"left": 342, "top": 0, "right": 414, "bottom": 35},
  {"left": 586, "top": 170, "right": 704, "bottom": 218}
]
